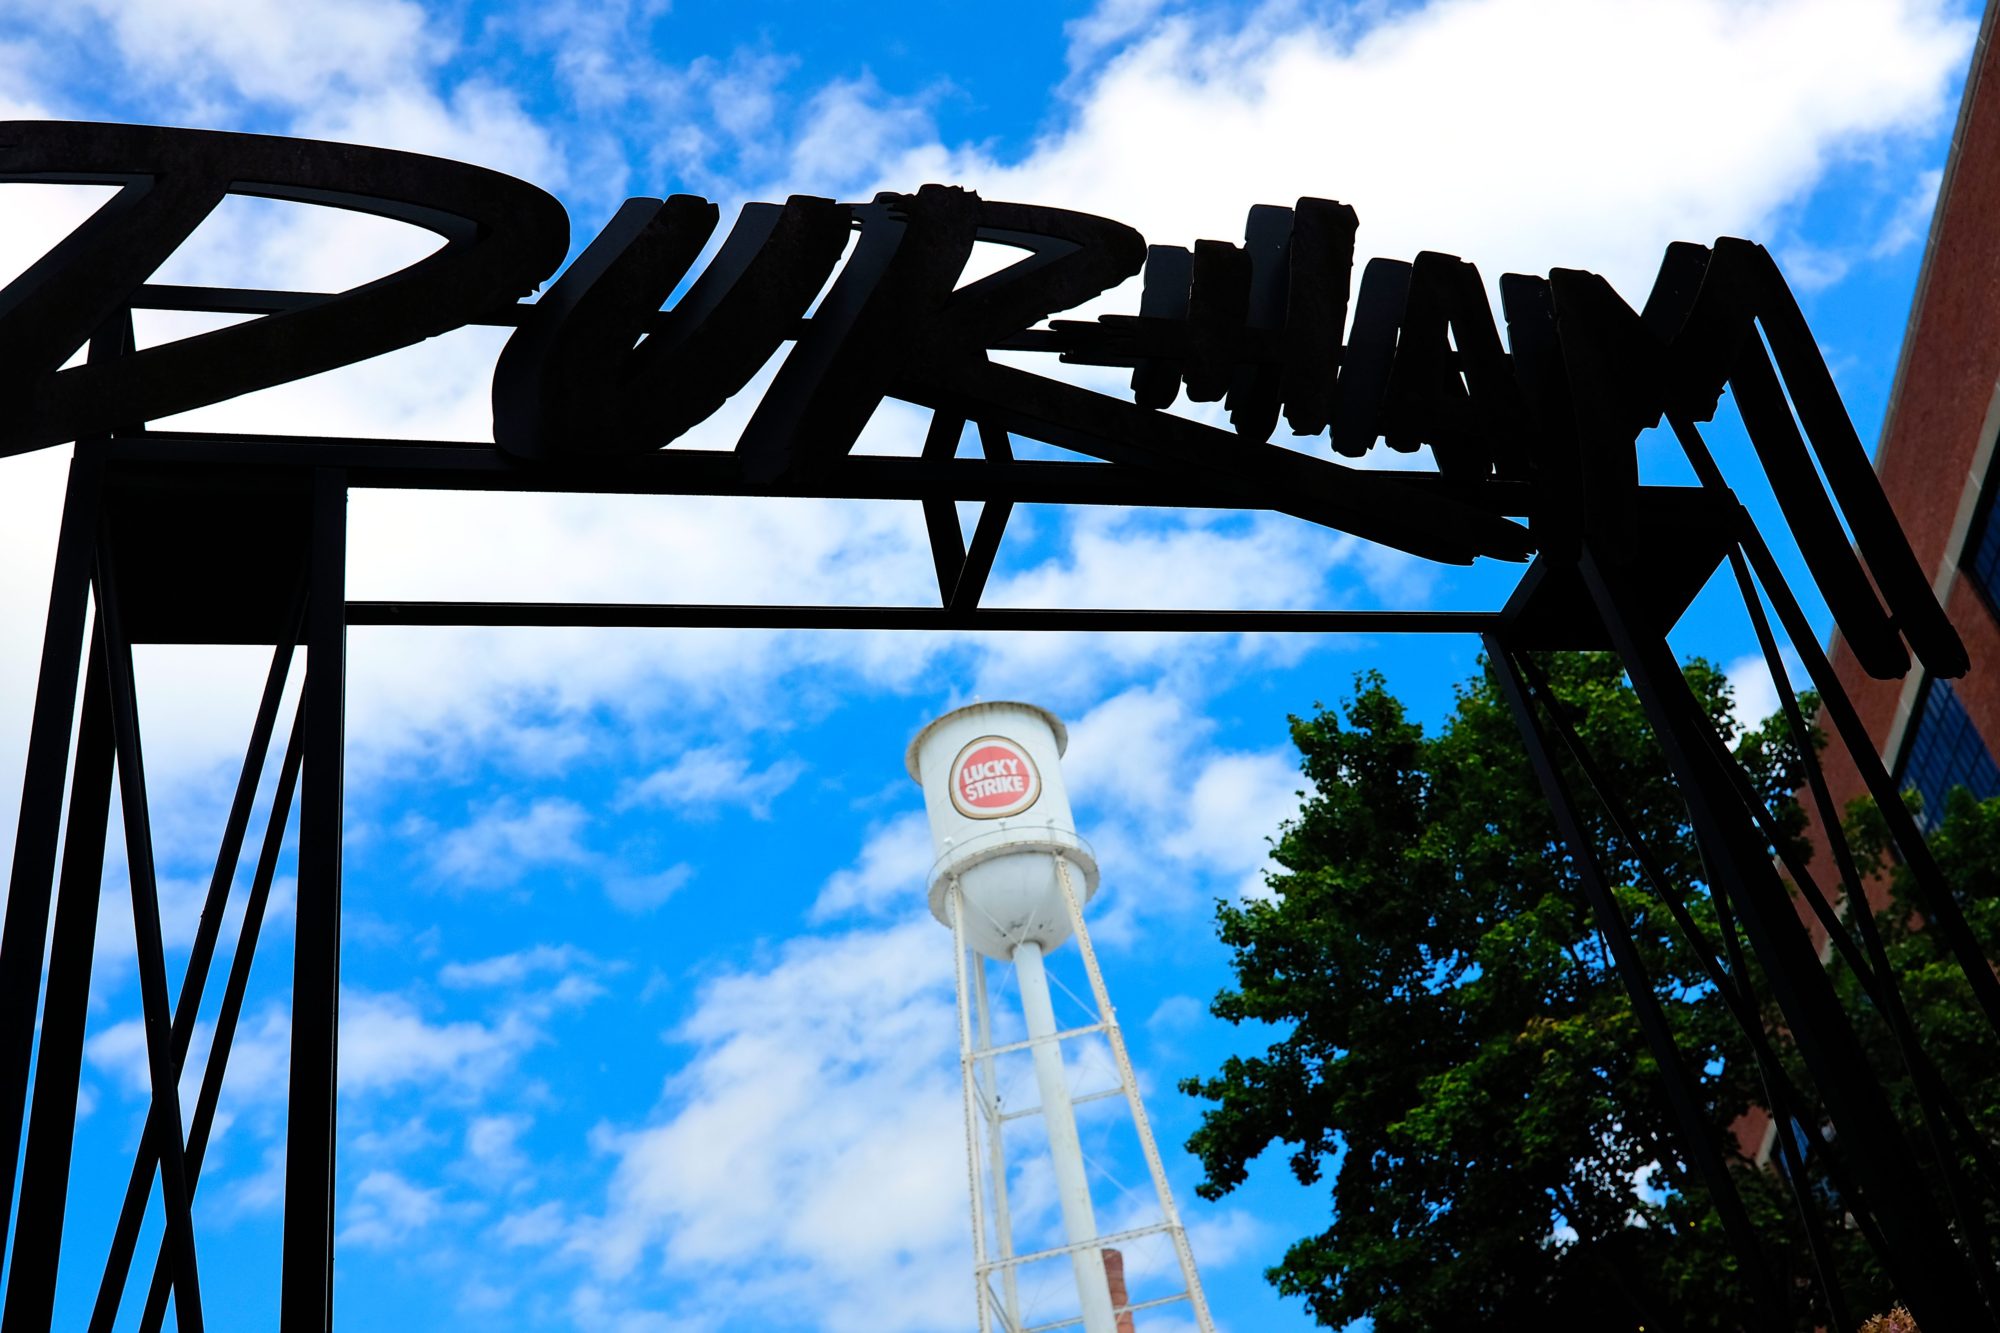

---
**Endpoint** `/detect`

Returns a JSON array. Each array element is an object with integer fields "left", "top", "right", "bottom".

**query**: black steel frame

[{"left": 0, "top": 119, "right": 1996, "bottom": 1331}]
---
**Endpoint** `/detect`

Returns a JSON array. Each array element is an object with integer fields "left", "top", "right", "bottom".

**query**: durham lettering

[
  {"left": 0, "top": 119, "right": 1964, "bottom": 676},
  {"left": 0, "top": 120, "right": 569, "bottom": 454}
]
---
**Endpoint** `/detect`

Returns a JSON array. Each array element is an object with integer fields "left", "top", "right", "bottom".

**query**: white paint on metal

[
  {"left": 1056, "top": 856, "right": 1217, "bottom": 1333},
  {"left": 909, "top": 702, "right": 1100, "bottom": 960},
  {"left": 1016, "top": 938, "right": 1120, "bottom": 1333},
  {"left": 950, "top": 886, "right": 996, "bottom": 1333},
  {"left": 974, "top": 951, "right": 1023, "bottom": 1329},
  {"left": 913, "top": 701, "right": 1217, "bottom": 1333}
]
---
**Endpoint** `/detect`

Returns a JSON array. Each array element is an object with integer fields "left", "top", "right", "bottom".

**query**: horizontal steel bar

[
  {"left": 345, "top": 603, "right": 1509, "bottom": 633},
  {"left": 1019, "top": 1292, "right": 1191, "bottom": 1333},
  {"left": 976, "top": 1223, "right": 1184, "bottom": 1274},
  {"left": 999, "top": 1086, "right": 1125, "bottom": 1123},
  {"left": 107, "top": 433, "right": 1534, "bottom": 512},
  {"left": 104, "top": 434, "right": 1246, "bottom": 504},
  {"left": 969, "top": 1024, "right": 1108, "bottom": 1061}
]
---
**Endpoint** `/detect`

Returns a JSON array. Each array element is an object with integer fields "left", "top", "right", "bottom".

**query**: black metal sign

[{"left": 0, "top": 120, "right": 1993, "bottom": 1331}]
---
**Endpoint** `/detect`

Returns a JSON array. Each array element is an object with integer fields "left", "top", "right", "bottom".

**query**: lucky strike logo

[{"left": 950, "top": 736, "right": 1041, "bottom": 819}]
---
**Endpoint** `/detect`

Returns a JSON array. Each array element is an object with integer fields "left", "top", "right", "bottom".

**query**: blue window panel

[
  {"left": 1973, "top": 482, "right": 2000, "bottom": 614},
  {"left": 1901, "top": 678, "right": 2000, "bottom": 832}
]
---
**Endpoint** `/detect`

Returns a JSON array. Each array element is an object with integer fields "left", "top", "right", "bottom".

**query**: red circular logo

[{"left": 950, "top": 736, "right": 1042, "bottom": 818}]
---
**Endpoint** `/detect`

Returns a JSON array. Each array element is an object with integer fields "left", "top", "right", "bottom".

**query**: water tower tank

[
  {"left": 912, "top": 700, "right": 1215, "bottom": 1333},
  {"left": 905, "top": 701, "right": 1100, "bottom": 960}
]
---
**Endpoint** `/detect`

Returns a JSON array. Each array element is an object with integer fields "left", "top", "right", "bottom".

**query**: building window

[
  {"left": 1901, "top": 678, "right": 2000, "bottom": 831},
  {"left": 1971, "top": 480, "right": 2000, "bottom": 616}
]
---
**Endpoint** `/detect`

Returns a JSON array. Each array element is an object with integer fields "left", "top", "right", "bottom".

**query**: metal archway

[{"left": 0, "top": 120, "right": 1993, "bottom": 1332}]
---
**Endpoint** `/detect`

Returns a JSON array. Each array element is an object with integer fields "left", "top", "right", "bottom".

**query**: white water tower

[{"left": 907, "top": 702, "right": 1214, "bottom": 1333}]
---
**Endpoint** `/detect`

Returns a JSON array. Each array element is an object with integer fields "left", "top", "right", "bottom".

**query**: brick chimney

[{"left": 1102, "top": 1248, "right": 1136, "bottom": 1333}]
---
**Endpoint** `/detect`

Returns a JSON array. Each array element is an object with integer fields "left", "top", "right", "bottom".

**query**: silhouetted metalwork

[{"left": 0, "top": 120, "right": 1992, "bottom": 1330}]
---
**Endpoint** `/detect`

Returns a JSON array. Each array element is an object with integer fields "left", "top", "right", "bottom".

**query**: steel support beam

[
  {"left": 1583, "top": 543, "right": 1993, "bottom": 1330},
  {"left": 0, "top": 630, "right": 113, "bottom": 1333},
  {"left": 281, "top": 470, "right": 347, "bottom": 1333},
  {"left": 0, "top": 453, "right": 102, "bottom": 1265}
]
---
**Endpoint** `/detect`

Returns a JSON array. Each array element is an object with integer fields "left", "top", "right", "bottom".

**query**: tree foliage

[{"left": 1180, "top": 653, "right": 2000, "bottom": 1331}]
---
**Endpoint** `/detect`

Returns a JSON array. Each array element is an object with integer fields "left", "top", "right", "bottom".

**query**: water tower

[{"left": 907, "top": 702, "right": 1215, "bottom": 1333}]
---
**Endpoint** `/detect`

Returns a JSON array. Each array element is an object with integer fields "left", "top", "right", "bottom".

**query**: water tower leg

[
  {"left": 973, "top": 956, "right": 1023, "bottom": 1329},
  {"left": 1055, "top": 858, "right": 1217, "bottom": 1333},
  {"left": 949, "top": 887, "right": 996, "bottom": 1333},
  {"left": 1012, "top": 939, "right": 1119, "bottom": 1333}
]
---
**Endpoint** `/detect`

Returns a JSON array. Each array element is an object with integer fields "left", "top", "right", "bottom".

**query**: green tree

[{"left": 1179, "top": 652, "right": 1901, "bottom": 1331}]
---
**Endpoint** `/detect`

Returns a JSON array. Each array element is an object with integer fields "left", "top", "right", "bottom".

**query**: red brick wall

[{"left": 1801, "top": 12, "right": 2000, "bottom": 920}]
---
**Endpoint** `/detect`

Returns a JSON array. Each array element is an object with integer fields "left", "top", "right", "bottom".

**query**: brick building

[
  {"left": 1809, "top": 4, "right": 2000, "bottom": 870},
  {"left": 1729, "top": 5, "right": 1999, "bottom": 1168}
]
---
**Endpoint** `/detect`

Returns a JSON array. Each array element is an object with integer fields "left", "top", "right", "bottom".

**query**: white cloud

[
  {"left": 1724, "top": 646, "right": 1809, "bottom": 736},
  {"left": 603, "top": 864, "right": 696, "bottom": 915},
  {"left": 57, "top": 0, "right": 435, "bottom": 109},
  {"left": 440, "top": 943, "right": 595, "bottom": 990},
  {"left": 967, "top": 508, "right": 1371, "bottom": 701},
  {"left": 1065, "top": 0, "right": 1173, "bottom": 75},
  {"left": 619, "top": 746, "right": 806, "bottom": 820},
  {"left": 87, "top": 864, "right": 298, "bottom": 1012},
  {"left": 1773, "top": 240, "right": 1857, "bottom": 293},
  {"left": 564, "top": 921, "right": 970, "bottom": 1332},
  {"left": 83, "top": 976, "right": 547, "bottom": 1170},
  {"left": 1062, "top": 685, "right": 1302, "bottom": 923},
  {"left": 498, "top": 1199, "right": 570, "bottom": 1249},
  {"left": 782, "top": 76, "right": 944, "bottom": 199},
  {"left": 298, "top": 78, "right": 567, "bottom": 189},
  {"left": 0, "top": 0, "right": 1961, "bottom": 835},
  {"left": 85, "top": 1017, "right": 191, "bottom": 1107},
  {"left": 462, "top": 1112, "right": 534, "bottom": 1186},
  {"left": 1184, "top": 1204, "right": 1267, "bottom": 1271},
  {"left": 92, "top": 982, "right": 546, "bottom": 1104},
  {"left": 1875, "top": 165, "right": 1947, "bottom": 258},
  {"left": 1162, "top": 751, "right": 1295, "bottom": 883},
  {"left": 216, "top": 1142, "right": 289, "bottom": 1218},
  {"left": 809, "top": 686, "right": 1304, "bottom": 933},
  {"left": 876, "top": 0, "right": 1973, "bottom": 303},
  {"left": 811, "top": 811, "right": 935, "bottom": 921},
  {"left": 0, "top": 5, "right": 1972, "bottom": 1328},
  {"left": 429, "top": 798, "right": 594, "bottom": 887},
  {"left": 340, "top": 1167, "right": 449, "bottom": 1249},
  {"left": 1146, "top": 993, "right": 1205, "bottom": 1034},
  {"left": 24, "top": 0, "right": 564, "bottom": 187},
  {"left": 544, "top": 911, "right": 1259, "bottom": 1330},
  {"left": 339, "top": 987, "right": 540, "bottom": 1095}
]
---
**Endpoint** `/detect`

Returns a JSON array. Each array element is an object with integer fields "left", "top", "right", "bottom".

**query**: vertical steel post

[
  {"left": 0, "top": 452, "right": 102, "bottom": 1266},
  {"left": 1721, "top": 545, "right": 2000, "bottom": 1302},
  {"left": 1487, "top": 640, "right": 1783, "bottom": 1328},
  {"left": 1581, "top": 544, "right": 1993, "bottom": 1329},
  {"left": 0, "top": 630, "right": 113, "bottom": 1333},
  {"left": 1669, "top": 413, "right": 2000, "bottom": 1038},
  {"left": 1507, "top": 650, "right": 1861, "bottom": 1329},
  {"left": 282, "top": 470, "right": 347, "bottom": 1333}
]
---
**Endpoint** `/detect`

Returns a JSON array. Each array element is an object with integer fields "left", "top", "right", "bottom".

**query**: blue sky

[{"left": 0, "top": 1, "right": 1983, "bottom": 1329}]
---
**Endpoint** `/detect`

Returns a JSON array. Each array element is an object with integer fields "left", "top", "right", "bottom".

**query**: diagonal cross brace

[
  {"left": 94, "top": 533, "right": 206, "bottom": 1333},
  {"left": 921, "top": 413, "right": 1016, "bottom": 614}
]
